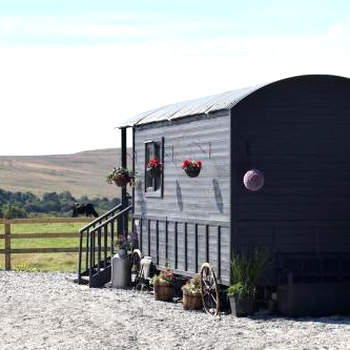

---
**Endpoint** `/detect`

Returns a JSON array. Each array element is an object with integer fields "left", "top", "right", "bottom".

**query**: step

[{"left": 74, "top": 275, "right": 89, "bottom": 285}]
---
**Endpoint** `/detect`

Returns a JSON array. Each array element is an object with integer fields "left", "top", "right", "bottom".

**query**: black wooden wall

[{"left": 232, "top": 75, "right": 350, "bottom": 284}]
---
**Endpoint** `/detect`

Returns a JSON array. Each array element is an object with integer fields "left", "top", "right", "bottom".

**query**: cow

[{"left": 72, "top": 203, "right": 99, "bottom": 218}]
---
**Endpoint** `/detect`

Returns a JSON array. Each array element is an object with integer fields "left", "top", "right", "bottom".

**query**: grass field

[
  {"left": 0, "top": 148, "right": 131, "bottom": 199},
  {"left": 0, "top": 222, "right": 86, "bottom": 272}
]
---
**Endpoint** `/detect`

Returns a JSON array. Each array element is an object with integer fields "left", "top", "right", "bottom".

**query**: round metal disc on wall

[{"left": 243, "top": 169, "right": 264, "bottom": 191}]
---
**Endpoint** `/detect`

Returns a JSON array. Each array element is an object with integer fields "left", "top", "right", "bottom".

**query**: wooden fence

[{"left": 0, "top": 217, "right": 91, "bottom": 270}]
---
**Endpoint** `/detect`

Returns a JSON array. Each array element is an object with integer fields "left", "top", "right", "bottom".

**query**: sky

[{"left": 1, "top": 0, "right": 350, "bottom": 155}]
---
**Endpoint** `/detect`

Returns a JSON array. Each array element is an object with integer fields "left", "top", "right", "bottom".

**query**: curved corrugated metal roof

[
  {"left": 122, "top": 84, "right": 264, "bottom": 127},
  {"left": 120, "top": 74, "right": 350, "bottom": 127}
]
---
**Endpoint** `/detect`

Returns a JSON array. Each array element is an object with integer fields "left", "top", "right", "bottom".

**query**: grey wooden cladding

[
  {"left": 134, "top": 112, "right": 231, "bottom": 222},
  {"left": 134, "top": 112, "right": 231, "bottom": 284}
]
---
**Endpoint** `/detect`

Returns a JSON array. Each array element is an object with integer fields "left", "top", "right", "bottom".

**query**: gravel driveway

[{"left": 1, "top": 271, "right": 350, "bottom": 350}]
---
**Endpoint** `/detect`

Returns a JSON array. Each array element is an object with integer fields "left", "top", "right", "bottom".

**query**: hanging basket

[
  {"left": 182, "top": 292, "right": 203, "bottom": 310},
  {"left": 147, "top": 166, "right": 161, "bottom": 178},
  {"left": 113, "top": 174, "right": 130, "bottom": 187},
  {"left": 154, "top": 282, "right": 173, "bottom": 301},
  {"left": 184, "top": 166, "right": 201, "bottom": 178}
]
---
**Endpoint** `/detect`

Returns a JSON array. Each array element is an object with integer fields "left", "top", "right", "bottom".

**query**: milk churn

[{"left": 111, "top": 249, "right": 131, "bottom": 288}]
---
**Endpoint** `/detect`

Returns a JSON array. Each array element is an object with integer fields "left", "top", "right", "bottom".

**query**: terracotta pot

[
  {"left": 113, "top": 173, "right": 130, "bottom": 187},
  {"left": 154, "top": 282, "right": 173, "bottom": 301},
  {"left": 229, "top": 295, "right": 255, "bottom": 317},
  {"left": 184, "top": 166, "right": 201, "bottom": 178},
  {"left": 182, "top": 292, "right": 203, "bottom": 310}
]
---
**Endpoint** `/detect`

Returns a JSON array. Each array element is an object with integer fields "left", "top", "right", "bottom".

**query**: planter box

[
  {"left": 229, "top": 295, "right": 255, "bottom": 317},
  {"left": 154, "top": 282, "right": 173, "bottom": 302},
  {"left": 182, "top": 293, "right": 202, "bottom": 310}
]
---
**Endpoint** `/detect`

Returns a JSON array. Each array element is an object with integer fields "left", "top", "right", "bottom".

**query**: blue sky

[
  {"left": 1, "top": 0, "right": 349, "bottom": 45},
  {"left": 0, "top": 1, "right": 349, "bottom": 154}
]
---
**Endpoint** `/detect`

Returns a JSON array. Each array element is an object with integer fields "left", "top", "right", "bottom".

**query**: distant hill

[{"left": 0, "top": 148, "right": 132, "bottom": 199}]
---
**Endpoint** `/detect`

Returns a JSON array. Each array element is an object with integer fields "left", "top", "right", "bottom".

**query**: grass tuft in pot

[{"left": 228, "top": 248, "right": 270, "bottom": 317}]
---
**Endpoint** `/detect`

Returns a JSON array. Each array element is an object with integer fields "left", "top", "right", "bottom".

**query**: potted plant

[
  {"left": 181, "top": 273, "right": 203, "bottom": 310},
  {"left": 227, "top": 282, "right": 255, "bottom": 317},
  {"left": 147, "top": 157, "right": 162, "bottom": 177},
  {"left": 106, "top": 167, "right": 134, "bottom": 187},
  {"left": 228, "top": 249, "right": 270, "bottom": 317},
  {"left": 151, "top": 269, "right": 175, "bottom": 301},
  {"left": 114, "top": 234, "right": 135, "bottom": 256},
  {"left": 182, "top": 159, "right": 202, "bottom": 177}
]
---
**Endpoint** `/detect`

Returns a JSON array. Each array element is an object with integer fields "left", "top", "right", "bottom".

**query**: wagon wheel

[
  {"left": 131, "top": 249, "right": 142, "bottom": 284},
  {"left": 200, "top": 263, "right": 220, "bottom": 316}
]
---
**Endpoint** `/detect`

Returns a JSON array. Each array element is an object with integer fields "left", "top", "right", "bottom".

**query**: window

[{"left": 144, "top": 138, "right": 164, "bottom": 197}]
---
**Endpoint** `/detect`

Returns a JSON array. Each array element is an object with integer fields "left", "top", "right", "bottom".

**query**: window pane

[
  {"left": 145, "top": 140, "right": 162, "bottom": 193},
  {"left": 145, "top": 143, "right": 153, "bottom": 190}
]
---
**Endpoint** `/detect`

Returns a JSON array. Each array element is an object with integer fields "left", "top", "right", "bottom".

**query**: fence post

[{"left": 4, "top": 220, "right": 11, "bottom": 270}]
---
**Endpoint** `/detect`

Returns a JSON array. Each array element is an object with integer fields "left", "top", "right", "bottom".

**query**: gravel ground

[{"left": 1, "top": 271, "right": 350, "bottom": 350}]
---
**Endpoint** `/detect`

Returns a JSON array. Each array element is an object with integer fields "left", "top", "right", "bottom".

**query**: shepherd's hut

[{"left": 78, "top": 74, "right": 350, "bottom": 315}]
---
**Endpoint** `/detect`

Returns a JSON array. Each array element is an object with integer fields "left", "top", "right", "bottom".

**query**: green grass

[{"left": 0, "top": 222, "right": 90, "bottom": 273}]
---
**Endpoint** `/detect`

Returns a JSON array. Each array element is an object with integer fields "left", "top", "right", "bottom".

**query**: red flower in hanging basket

[
  {"left": 147, "top": 157, "right": 163, "bottom": 169},
  {"left": 181, "top": 159, "right": 202, "bottom": 169},
  {"left": 182, "top": 159, "right": 202, "bottom": 177}
]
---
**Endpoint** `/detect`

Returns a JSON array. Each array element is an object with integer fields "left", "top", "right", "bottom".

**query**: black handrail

[
  {"left": 77, "top": 204, "right": 133, "bottom": 286},
  {"left": 77, "top": 203, "right": 122, "bottom": 283},
  {"left": 79, "top": 203, "right": 122, "bottom": 233},
  {"left": 89, "top": 206, "right": 132, "bottom": 233}
]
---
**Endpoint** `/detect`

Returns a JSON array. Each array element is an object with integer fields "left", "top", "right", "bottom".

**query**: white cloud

[
  {"left": 0, "top": 15, "right": 152, "bottom": 39},
  {"left": 327, "top": 24, "right": 345, "bottom": 38},
  {"left": 0, "top": 14, "right": 210, "bottom": 41},
  {"left": 1, "top": 29, "right": 350, "bottom": 155}
]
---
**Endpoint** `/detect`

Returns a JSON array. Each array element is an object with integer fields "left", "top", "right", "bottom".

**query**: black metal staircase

[{"left": 77, "top": 204, "right": 132, "bottom": 287}]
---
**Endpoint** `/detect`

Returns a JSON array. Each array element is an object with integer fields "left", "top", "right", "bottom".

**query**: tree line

[{"left": 0, "top": 189, "right": 120, "bottom": 219}]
